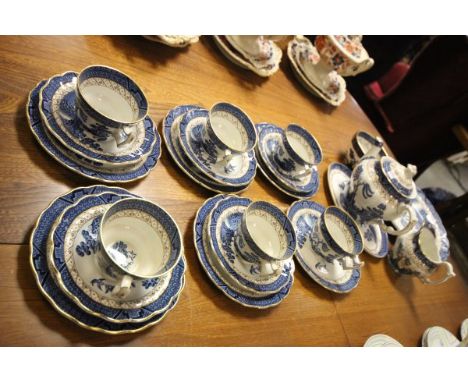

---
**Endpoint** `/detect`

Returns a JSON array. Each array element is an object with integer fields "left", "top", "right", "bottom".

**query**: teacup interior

[
  {"left": 210, "top": 111, "right": 247, "bottom": 152},
  {"left": 324, "top": 212, "right": 354, "bottom": 253},
  {"left": 80, "top": 80, "right": 138, "bottom": 122},
  {"left": 102, "top": 212, "right": 168, "bottom": 277},
  {"left": 286, "top": 130, "right": 314, "bottom": 164},
  {"left": 245, "top": 209, "right": 285, "bottom": 260},
  {"left": 419, "top": 227, "right": 439, "bottom": 262}
]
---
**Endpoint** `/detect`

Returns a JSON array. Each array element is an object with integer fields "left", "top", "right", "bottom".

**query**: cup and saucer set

[
  {"left": 288, "top": 35, "right": 374, "bottom": 107},
  {"left": 255, "top": 122, "right": 323, "bottom": 199},
  {"left": 213, "top": 36, "right": 284, "bottom": 77},
  {"left": 26, "top": 65, "right": 161, "bottom": 183},
  {"left": 194, "top": 194, "right": 296, "bottom": 308},
  {"left": 30, "top": 185, "right": 185, "bottom": 334},
  {"left": 163, "top": 102, "right": 258, "bottom": 193},
  {"left": 326, "top": 131, "right": 454, "bottom": 286}
]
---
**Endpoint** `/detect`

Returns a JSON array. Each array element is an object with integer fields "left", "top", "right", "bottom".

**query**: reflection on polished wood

[{"left": 0, "top": 36, "right": 466, "bottom": 346}]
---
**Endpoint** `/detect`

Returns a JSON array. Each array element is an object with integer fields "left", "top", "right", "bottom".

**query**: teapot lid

[{"left": 380, "top": 156, "right": 417, "bottom": 199}]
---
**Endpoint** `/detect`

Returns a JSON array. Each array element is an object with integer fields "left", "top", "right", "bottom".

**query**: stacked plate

[
  {"left": 27, "top": 66, "right": 161, "bottom": 183},
  {"left": 30, "top": 185, "right": 185, "bottom": 334},
  {"left": 194, "top": 194, "right": 295, "bottom": 308},
  {"left": 163, "top": 104, "right": 257, "bottom": 193},
  {"left": 255, "top": 122, "right": 321, "bottom": 199}
]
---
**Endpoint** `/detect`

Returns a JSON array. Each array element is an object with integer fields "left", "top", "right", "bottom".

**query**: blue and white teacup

[
  {"left": 97, "top": 198, "right": 182, "bottom": 298},
  {"left": 75, "top": 65, "right": 149, "bottom": 147},
  {"left": 203, "top": 102, "right": 257, "bottom": 164},
  {"left": 234, "top": 201, "right": 297, "bottom": 263},
  {"left": 346, "top": 131, "right": 388, "bottom": 168},
  {"left": 274, "top": 124, "right": 323, "bottom": 179},
  {"left": 310, "top": 206, "right": 364, "bottom": 269}
]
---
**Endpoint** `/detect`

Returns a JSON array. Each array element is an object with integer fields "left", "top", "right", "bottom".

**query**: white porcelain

[
  {"left": 75, "top": 65, "right": 149, "bottom": 146},
  {"left": 143, "top": 35, "right": 200, "bottom": 47},
  {"left": 364, "top": 334, "right": 403, "bottom": 347},
  {"left": 349, "top": 155, "right": 418, "bottom": 236},
  {"left": 315, "top": 35, "right": 374, "bottom": 77},
  {"left": 391, "top": 225, "right": 455, "bottom": 285},
  {"left": 422, "top": 326, "right": 460, "bottom": 347},
  {"left": 225, "top": 36, "right": 278, "bottom": 69},
  {"left": 98, "top": 198, "right": 183, "bottom": 298},
  {"left": 461, "top": 318, "right": 468, "bottom": 341},
  {"left": 346, "top": 130, "right": 388, "bottom": 168},
  {"left": 236, "top": 201, "right": 297, "bottom": 262}
]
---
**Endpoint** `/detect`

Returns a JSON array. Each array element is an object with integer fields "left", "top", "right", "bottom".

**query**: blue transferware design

[
  {"left": 142, "top": 278, "right": 159, "bottom": 289},
  {"left": 327, "top": 162, "right": 389, "bottom": 258},
  {"left": 194, "top": 195, "right": 293, "bottom": 308},
  {"left": 75, "top": 217, "right": 101, "bottom": 257},
  {"left": 50, "top": 191, "right": 185, "bottom": 323},
  {"left": 27, "top": 81, "right": 161, "bottom": 183},
  {"left": 109, "top": 241, "right": 137, "bottom": 270},
  {"left": 208, "top": 197, "right": 291, "bottom": 293},
  {"left": 178, "top": 109, "right": 257, "bottom": 186},
  {"left": 288, "top": 200, "right": 361, "bottom": 293},
  {"left": 91, "top": 278, "right": 115, "bottom": 294},
  {"left": 40, "top": 72, "right": 156, "bottom": 164},
  {"left": 162, "top": 104, "right": 246, "bottom": 193},
  {"left": 76, "top": 65, "right": 148, "bottom": 129},
  {"left": 255, "top": 123, "right": 319, "bottom": 196},
  {"left": 284, "top": 124, "right": 323, "bottom": 166},
  {"left": 30, "top": 185, "right": 181, "bottom": 333}
]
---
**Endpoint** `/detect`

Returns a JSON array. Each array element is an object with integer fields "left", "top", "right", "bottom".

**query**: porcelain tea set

[
  {"left": 287, "top": 35, "right": 374, "bottom": 106},
  {"left": 27, "top": 65, "right": 161, "bottom": 183},
  {"left": 327, "top": 131, "right": 454, "bottom": 285},
  {"left": 30, "top": 185, "right": 185, "bottom": 334}
]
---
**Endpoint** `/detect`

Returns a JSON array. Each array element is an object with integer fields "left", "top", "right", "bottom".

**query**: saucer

[
  {"left": 213, "top": 36, "right": 282, "bottom": 77},
  {"left": 30, "top": 185, "right": 183, "bottom": 334},
  {"left": 287, "top": 36, "right": 346, "bottom": 107},
  {"left": 40, "top": 72, "right": 157, "bottom": 167},
  {"left": 392, "top": 188, "right": 449, "bottom": 261},
  {"left": 178, "top": 108, "right": 256, "bottom": 186},
  {"left": 194, "top": 194, "right": 294, "bottom": 309},
  {"left": 364, "top": 334, "right": 403, "bottom": 347},
  {"left": 28, "top": 80, "right": 160, "bottom": 183},
  {"left": 48, "top": 192, "right": 185, "bottom": 323},
  {"left": 287, "top": 200, "right": 361, "bottom": 293},
  {"left": 162, "top": 105, "right": 248, "bottom": 194},
  {"left": 327, "top": 162, "right": 389, "bottom": 258},
  {"left": 422, "top": 326, "right": 460, "bottom": 347},
  {"left": 256, "top": 123, "right": 319, "bottom": 197},
  {"left": 461, "top": 318, "right": 468, "bottom": 340},
  {"left": 144, "top": 35, "right": 200, "bottom": 47},
  {"left": 208, "top": 195, "right": 292, "bottom": 294}
]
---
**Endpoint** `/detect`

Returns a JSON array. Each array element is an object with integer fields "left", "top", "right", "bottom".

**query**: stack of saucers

[
  {"left": 163, "top": 103, "right": 257, "bottom": 193},
  {"left": 27, "top": 65, "right": 161, "bottom": 183},
  {"left": 194, "top": 194, "right": 296, "bottom": 308},
  {"left": 255, "top": 122, "right": 322, "bottom": 199},
  {"left": 30, "top": 185, "right": 185, "bottom": 334}
]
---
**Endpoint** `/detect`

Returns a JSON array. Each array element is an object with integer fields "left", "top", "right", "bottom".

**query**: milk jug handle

[{"left": 418, "top": 262, "right": 455, "bottom": 286}]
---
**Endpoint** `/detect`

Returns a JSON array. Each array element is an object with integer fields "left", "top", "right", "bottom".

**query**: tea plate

[
  {"left": 30, "top": 185, "right": 183, "bottom": 334},
  {"left": 288, "top": 200, "right": 361, "bottom": 293},
  {"left": 28, "top": 81, "right": 160, "bottom": 183},
  {"left": 213, "top": 35, "right": 282, "bottom": 77},
  {"left": 208, "top": 195, "right": 293, "bottom": 294},
  {"left": 256, "top": 123, "right": 319, "bottom": 197},
  {"left": 392, "top": 188, "right": 449, "bottom": 261},
  {"left": 178, "top": 108, "right": 256, "bottom": 186},
  {"left": 194, "top": 194, "right": 293, "bottom": 309},
  {"left": 48, "top": 192, "right": 185, "bottom": 323},
  {"left": 287, "top": 36, "right": 346, "bottom": 107},
  {"left": 327, "top": 162, "right": 389, "bottom": 258},
  {"left": 40, "top": 72, "right": 157, "bottom": 167},
  {"left": 162, "top": 105, "right": 247, "bottom": 194},
  {"left": 364, "top": 334, "right": 403, "bottom": 347}
]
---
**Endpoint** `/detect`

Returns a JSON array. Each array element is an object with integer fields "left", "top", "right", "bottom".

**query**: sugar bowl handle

[
  {"left": 418, "top": 262, "right": 456, "bottom": 286},
  {"left": 379, "top": 205, "right": 417, "bottom": 236},
  {"left": 112, "top": 275, "right": 133, "bottom": 299}
]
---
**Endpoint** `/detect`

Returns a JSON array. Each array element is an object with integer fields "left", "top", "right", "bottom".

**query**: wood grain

[{"left": 0, "top": 36, "right": 466, "bottom": 346}]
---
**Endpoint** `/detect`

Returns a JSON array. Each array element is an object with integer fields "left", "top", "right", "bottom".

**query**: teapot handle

[
  {"left": 418, "top": 262, "right": 455, "bottom": 285},
  {"left": 378, "top": 205, "right": 417, "bottom": 236}
]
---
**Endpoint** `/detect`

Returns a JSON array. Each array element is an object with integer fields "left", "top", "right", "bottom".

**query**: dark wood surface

[{"left": 0, "top": 36, "right": 466, "bottom": 346}]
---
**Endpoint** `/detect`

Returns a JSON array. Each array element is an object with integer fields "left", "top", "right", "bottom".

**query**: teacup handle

[
  {"left": 342, "top": 256, "right": 364, "bottom": 270},
  {"left": 112, "top": 275, "right": 133, "bottom": 299},
  {"left": 418, "top": 262, "right": 455, "bottom": 285},
  {"left": 113, "top": 126, "right": 135, "bottom": 147},
  {"left": 378, "top": 205, "right": 417, "bottom": 236},
  {"left": 295, "top": 165, "right": 313, "bottom": 177}
]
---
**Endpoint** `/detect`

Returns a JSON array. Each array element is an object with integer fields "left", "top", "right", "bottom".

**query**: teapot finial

[{"left": 405, "top": 164, "right": 417, "bottom": 179}]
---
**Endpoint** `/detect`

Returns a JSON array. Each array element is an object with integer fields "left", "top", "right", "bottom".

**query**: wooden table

[{"left": 0, "top": 36, "right": 466, "bottom": 346}]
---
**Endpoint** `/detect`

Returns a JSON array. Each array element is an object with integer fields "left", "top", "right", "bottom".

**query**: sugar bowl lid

[{"left": 380, "top": 156, "right": 417, "bottom": 199}]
